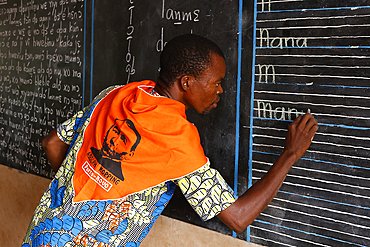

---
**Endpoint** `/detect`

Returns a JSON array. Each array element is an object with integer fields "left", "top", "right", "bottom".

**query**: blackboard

[
  {"left": 2, "top": 0, "right": 370, "bottom": 246},
  {"left": 0, "top": 0, "right": 85, "bottom": 178},
  {"left": 245, "top": 0, "right": 370, "bottom": 246}
]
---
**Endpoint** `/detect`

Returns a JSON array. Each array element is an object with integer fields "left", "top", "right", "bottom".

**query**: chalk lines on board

[
  {"left": 254, "top": 160, "right": 370, "bottom": 184},
  {"left": 257, "top": 45, "right": 370, "bottom": 49},
  {"left": 258, "top": 150, "right": 370, "bottom": 173},
  {"left": 257, "top": 5, "right": 370, "bottom": 14},
  {"left": 271, "top": 199, "right": 370, "bottom": 229},
  {"left": 257, "top": 213, "right": 370, "bottom": 243},
  {"left": 252, "top": 134, "right": 284, "bottom": 140},
  {"left": 252, "top": 1, "right": 370, "bottom": 245},
  {"left": 253, "top": 125, "right": 370, "bottom": 141},
  {"left": 259, "top": 23, "right": 370, "bottom": 30},
  {"left": 257, "top": 13, "right": 370, "bottom": 23},
  {"left": 253, "top": 133, "right": 370, "bottom": 153},
  {"left": 251, "top": 156, "right": 370, "bottom": 242},
  {"left": 255, "top": 90, "right": 370, "bottom": 100},
  {"left": 266, "top": 197, "right": 370, "bottom": 226},
  {"left": 269, "top": 64, "right": 370, "bottom": 69},
  {"left": 257, "top": 0, "right": 304, "bottom": 12},
  {"left": 279, "top": 192, "right": 370, "bottom": 214},
  {"left": 311, "top": 139, "right": 370, "bottom": 152},
  {"left": 255, "top": 117, "right": 370, "bottom": 131},
  {"left": 255, "top": 99, "right": 370, "bottom": 111},
  {"left": 263, "top": 203, "right": 370, "bottom": 230},
  {"left": 254, "top": 150, "right": 370, "bottom": 171},
  {"left": 254, "top": 169, "right": 370, "bottom": 197},
  {"left": 256, "top": 71, "right": 370, "bottom": 80},
  {"left": 250, "top": 232, "right": 324, "bottom": 247},
  {"left": 307, "top": 112, "right": 370, "bottom": 121},
  {"left": 253, "top": 95, "right": 370, "bottom": 116},
  {"left": 256, "top": 81, "right": 370, "bottom": 89},
  {"left": 257, "top": 0, "right": 303, "bottom": 5},
  {"left": 316, "top": 131, "right": 370, "bottom": 141},
  {"left": 254, "top": 142, "right": 370, "bottom": 162},
  {"left": 303, "top": 157, "right": 370, "bottom": 171},
  {"left": 252, "top": 224, "right": 336, "bottom": 247},
  {"left": 251, "top": 235, "right": 295, "bottom": 247},
  {"left": 257, "top": 54, "right": 370, "bottom": 59},
  {"left": 254, "top": 117, "right": 370, "bottom": 131},
  {"left": 256, "top": 67, "right": 370, "bottom": 86},
  {"left": 253, "top": 220, "right": 368, "bottom": 247}
]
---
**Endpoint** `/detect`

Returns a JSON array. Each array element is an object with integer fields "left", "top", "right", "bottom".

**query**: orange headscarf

[{"left": 72, "top": 81, "right": 207, "bottom": 202}]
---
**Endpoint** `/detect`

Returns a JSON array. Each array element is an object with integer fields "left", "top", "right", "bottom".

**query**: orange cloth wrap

[{"left": 72, "top": 81, "right": 207, "bottom": 202}]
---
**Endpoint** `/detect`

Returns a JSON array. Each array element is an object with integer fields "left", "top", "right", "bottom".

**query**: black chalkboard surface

[
  {"left": 246, "top": 0, "right": 370, "bottom": 246},
  {"left": 0, "top": 0, "right": 84, "bottom": 178},
  {"left": 1, "top": 0, "right": 370, "bottom": 246}
]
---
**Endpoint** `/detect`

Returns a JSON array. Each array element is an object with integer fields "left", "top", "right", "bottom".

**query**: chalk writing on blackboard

[
  {"left": 156, "top": 0, "right": 199, "bottom": 54},
  {"left": 250, "top": 0, "right": 370, "bottom": 246},
  {"left": 161, "top": 0, "right": 200, "bottom": 25},
  {"left": 0, "top": 0, "right": 84, "bottom": 178},
  {"left": 125, "top": 0, "right": 135, "bottom": 84}
]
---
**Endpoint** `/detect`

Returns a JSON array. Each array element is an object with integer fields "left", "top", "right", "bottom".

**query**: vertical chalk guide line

[{"left": 249, "top": 1, "right": 370, "bottom": 246}]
